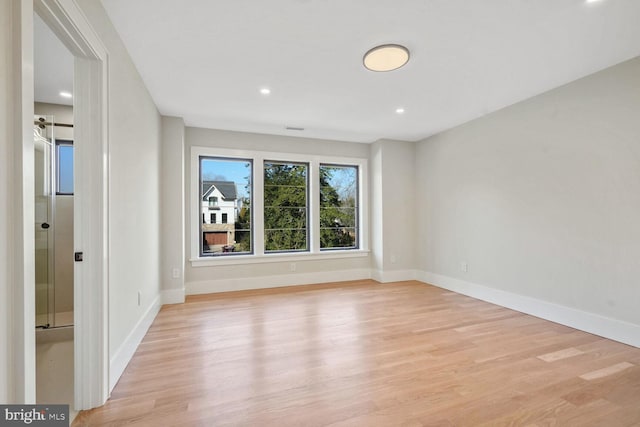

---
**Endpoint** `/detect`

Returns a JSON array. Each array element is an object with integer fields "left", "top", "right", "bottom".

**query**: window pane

[
  {"left": 200, "top": 157, "right": 252, "bottom": 256},
  {"left": 56, "top": 143, "right": 74, "bottom": 194},
  {"left": 320, "top": 164, "right": 358, "bottom": 249},
  {"left": 264, "top": 161, "right": 308, "bottom": 252}
]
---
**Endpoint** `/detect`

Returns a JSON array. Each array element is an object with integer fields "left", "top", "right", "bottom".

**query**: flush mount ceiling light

[
  {"left": 59, "top": 91, "right": 72, "bottom": 98},
  {"left": 260, "top": 87, "right": 271, "bottom": 95},
  {"left": 363, "top": 44, "right": 410, "bottom": 72}
]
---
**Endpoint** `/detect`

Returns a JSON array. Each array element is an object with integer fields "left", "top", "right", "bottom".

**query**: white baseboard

[
  {"left": 162, "top": 287, "right": 185, "bottom": 304},
  {"left": 418, "top": 271, "right": 640, "bottom": 349},
  {"left": 109, "top": 294, "right": 162, "bottom": 391},
  {"left": 371, "top": 269, "right": 418, "bottom": 283},
  {"left": 186, "top": 268, "right": 371, "bottom": 295}
]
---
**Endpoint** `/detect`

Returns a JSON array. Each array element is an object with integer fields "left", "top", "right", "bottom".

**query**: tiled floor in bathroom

[{"left": 36, "top": 328, "right": 78, "bottom": 424}]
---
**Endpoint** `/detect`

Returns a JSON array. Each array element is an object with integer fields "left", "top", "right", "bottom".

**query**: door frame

[{"left": 34, "top": 0, "right": 110, "bottom": 409}]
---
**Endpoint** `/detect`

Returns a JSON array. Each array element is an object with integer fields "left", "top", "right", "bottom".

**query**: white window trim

[{"left": 190, "top": 146, "right": 369, "bottom": 267}]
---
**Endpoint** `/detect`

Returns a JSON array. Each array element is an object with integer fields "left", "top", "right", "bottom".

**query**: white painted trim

[
  {"left": 190, "top": 249, "right": 369, "bottom": 267},
  {"left": 418, "top": 271, "right": 640, "bottom": 349},
  {"left": 186, "top": 268, "right": 371, "bottom": 295},
  {"left": 371, "top": 269, "right": 418, "bottom": 283},
  {"left": 162, "top": 288, "right": 186, "bottom": 305},
  {"left": 35, "top": 0, "right": 111, "bottom": 409},
  {"left": 7, "top": 0, "right": 36, "bottom": 403},
  {"left": 109, "top": 295, "right": 161, "bottom": 392},
  {"left": 189, "top": 146, "right": 369, "bottom": 263}
]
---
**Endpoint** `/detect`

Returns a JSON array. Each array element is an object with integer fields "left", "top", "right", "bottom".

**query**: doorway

[
  {"left": 33, "top": 10, "right": 75, "bottom": 416},
  {"left": 30, "top": 0, "right": 110, "bottom": 411}
]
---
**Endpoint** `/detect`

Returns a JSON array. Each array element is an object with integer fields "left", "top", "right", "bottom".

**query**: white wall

[
  {"left": 184, "top": 127, "right": 372, "bottom": 293},
  {"left": 77, "top": 0, "right": 162, "bottom": 386},
  {"left": 160, "top": 116, "right": 185, "bottom": 303},
  {"left": 370, "top": 139, "right": 416, "bottom": 282},
  {"left": 415, "top": 57, "right": 640, "bottom": 345},
  {"left": 53, "top": 196, "right": 74, "bottom": 313}
]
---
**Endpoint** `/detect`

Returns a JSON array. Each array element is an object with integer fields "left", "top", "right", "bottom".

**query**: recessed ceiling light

[
  {"left": 59, "top": 91, "right": 72, "bottom": 98},
  {"left": 363, "top": 44, "right": 410, "bottom": 72},
  {"left": 395, "top": 107, "right": 405, "bottom": 114},
  {"left": 260, "top": 88, "right": 271, "bottom": 95}
]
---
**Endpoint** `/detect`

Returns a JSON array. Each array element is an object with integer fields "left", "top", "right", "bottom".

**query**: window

[
  {"left": 56, "top": 140, "right": 73, "bottom": 195},
  {"left": 264, "top": 161, "right": 309, "bottom": 252},
  {"left": 191, "top": 147, "right": 367, "bottom": 264},
  {"left": 200, "top": 156, "right": 252, "bottom": 256},
  {"left": 320, "top": 164, "right": 358, "bottom": 250}
]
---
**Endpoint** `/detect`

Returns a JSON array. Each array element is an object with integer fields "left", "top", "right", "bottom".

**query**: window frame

[
  {"left": 190, "top": 146, "right": 369, "bottom": 266},
  {"left": 263, "top": 160, "right": 310, "bottom": 254},
  {"left": 55, "top": 139, "right": 74, "bottom": 195},
  {"left": 199, "top": 155, "right": 253, "bottom": 257},
  {"left": 319, "top": 163, "right": 360, "bottom": 251}
]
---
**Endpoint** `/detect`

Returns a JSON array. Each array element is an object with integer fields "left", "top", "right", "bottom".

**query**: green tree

[
  {"left": 264, "top": 163, "right": 308, "bottom": 251},
  {"left": 235, "top": 197, "right": 251, "bottom": 252},
  {"left": 319, "top": 166, "right": 357, "bottom": 249}
]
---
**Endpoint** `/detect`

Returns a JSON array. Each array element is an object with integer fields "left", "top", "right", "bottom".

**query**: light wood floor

[{"left": 74, "top": 280, "right": 640, "bottom": 426}]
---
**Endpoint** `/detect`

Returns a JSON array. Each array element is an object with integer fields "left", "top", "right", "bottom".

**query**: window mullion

[
  {"left": 253, "top": 155, "right": 265, "bottom": 255},
  {"left": 309, "top": 161, "right": 320, "bottom": 253}
]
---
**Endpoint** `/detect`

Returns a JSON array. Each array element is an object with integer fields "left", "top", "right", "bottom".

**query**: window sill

[{"left": 190, "top": 249, "right": 370, "bottom": 267}]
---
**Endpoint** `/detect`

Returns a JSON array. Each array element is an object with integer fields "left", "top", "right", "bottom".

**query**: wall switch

[
  {"left": 461, "top": 262, "right": 468, "bottom": 273},
  {"left": 290, "top": 263, "right": 297, "bottom": 272},
  {"left": 172, "top": 268, "right": 180, "bottom": 279},
  {"left": 137, "top": 290, "right": 141, "bottom": 306}
]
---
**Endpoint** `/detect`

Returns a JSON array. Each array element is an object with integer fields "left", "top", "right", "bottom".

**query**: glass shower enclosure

[{"left": 34, "top": 115, "right": 73, "bottom": 329}]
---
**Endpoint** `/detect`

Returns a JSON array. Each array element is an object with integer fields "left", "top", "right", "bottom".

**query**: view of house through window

[
  {"left": 320, "top": 164, "right": 358, "bottom": 249},
  {"left": 200, "top": 157, "right": 252, "bottom": 256},
  {"left": 264, "top": 161, "right": 309, "bottom": 252}
]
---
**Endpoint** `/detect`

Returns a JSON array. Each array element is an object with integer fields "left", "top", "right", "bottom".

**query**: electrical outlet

[
  {"left": 390, "top": 254, "right": 397, "bottom": 264},
  {"left": 461, "top": 262, "right": 468, "bottom": 273},
  {"left": 290, "top": 263, "right": 296, "bottom": 272},
  {"left": 172, "top": 268, "right": 180, "bottom": 279}
]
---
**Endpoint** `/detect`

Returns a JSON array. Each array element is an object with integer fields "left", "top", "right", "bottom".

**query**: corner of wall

[
  {"left": 162, "top": 287, "right": 185, "bottom": 305},
  {"left": 160, "top": 115, "right": 186, "bottom": 300}
]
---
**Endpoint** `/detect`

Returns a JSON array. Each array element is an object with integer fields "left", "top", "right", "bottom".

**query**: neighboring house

[{"left": 201, "top": 181, "right": 238, "bottom": 252}]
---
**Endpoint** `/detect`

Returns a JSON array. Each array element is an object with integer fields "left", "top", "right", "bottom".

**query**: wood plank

[
  {"left": 580, "top": 362, "right": 635, "bottom": 380},
  {"left": 73, "top": 280, "right": 640, "bottom": 426},
  {"left": 537, "top": 347, "right": 584, "bottom": 362}
]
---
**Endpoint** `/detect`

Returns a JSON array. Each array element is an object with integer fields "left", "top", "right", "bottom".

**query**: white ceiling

[
  {"left": 95, "top": 1, "right": 640, "bottom": 142},
  {"left": 34, "top": 13, "right": 74, "bottom": 106}
]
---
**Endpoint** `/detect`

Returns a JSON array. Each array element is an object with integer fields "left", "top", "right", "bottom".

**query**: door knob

[{"left": 41, "top": 222, "right": 50, "bottom": 229}]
